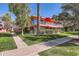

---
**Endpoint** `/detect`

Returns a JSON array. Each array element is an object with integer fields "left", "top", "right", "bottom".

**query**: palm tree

[
  {"left": 37, "top": 3, "right": 40, "bottom": 35},
  {"left": 8, "top": 3, "right": 30, "bottom": 36}
]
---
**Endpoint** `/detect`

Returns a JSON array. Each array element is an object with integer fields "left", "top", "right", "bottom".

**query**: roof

[
  {"left": 30, "top": 16, "right": 59, "bottom": 23},
  {"left": 31, "top": 24, "right": 63, "bottom": 29},
  {"left": 44, "top": 18, "right": 59, "bottom": 23},
  {"left": 31, "top": 16, "right": 44, "bottom": 21}
]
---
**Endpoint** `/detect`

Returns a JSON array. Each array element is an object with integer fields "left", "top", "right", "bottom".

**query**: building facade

[{"left": 30, "top": 16, "right": 63, "bottom": 34}]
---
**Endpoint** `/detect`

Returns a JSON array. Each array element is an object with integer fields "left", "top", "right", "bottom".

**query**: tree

[
  {"left": 2, "top": 13, "right": 12, "bottom": 23},
  {"left": 2, "top": 13, "right": 13, "bottom": 31},
  {"left": 54, "top": 3, "right": 79, "bottom": 32},
  {"left": 61, "top": 3, "right": 79, "bottom": 31},
  {"left": 52, "top": 15, "right": 59, "bottom": 20},
  {"left": 58, "top": 12, "right": 75, "bottom": 32},
  {"left": 37, "top": 3, "right": 40, "bottom": 35},
  {"left": 8, "top": 3, "right": 31, "bottom": 36}
]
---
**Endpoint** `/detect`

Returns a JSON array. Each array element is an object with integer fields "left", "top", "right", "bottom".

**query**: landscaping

[
  {"left": 0, "top": 33, "right": 17, "bottom": 52},
  {"left": 19, "top": 34, "right": 67, "bottom": 45},
  {"left": 0, "top": 3, "right": 79, "bottom": 56},
  {"left": 39, "top": 39, "right": 79, "bottom": 56},
  {"left": 63, "top": 32, "right": 79, "bottom": 35},
  {"left": 59, "top": 32, "right": 79, "bottom": 37}
]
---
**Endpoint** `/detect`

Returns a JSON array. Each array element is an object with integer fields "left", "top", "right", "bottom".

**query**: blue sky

[{"left": 0, "top": 3, "right": 62, "bottom": 20}]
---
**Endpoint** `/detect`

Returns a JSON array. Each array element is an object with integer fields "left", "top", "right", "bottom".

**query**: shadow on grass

[
  {"left": 43, "top": 37, "right": 74, "bottom": 47},
  {"left": 39, "top": 37, "right": 79, "bottom": 56},
  {"left": 24, "top": 34, "right": 67, "bottom": 42},
  {"left": 0, "top": 33, "right": 12, "bottom": 37},
  {"left": 39, "top": 41, "right": 79, "bottom": 56},
  {"left": 20, "top": 34, "right": 68, "bottom": 45}
]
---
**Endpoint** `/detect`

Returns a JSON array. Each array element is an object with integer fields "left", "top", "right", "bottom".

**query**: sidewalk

[
  {"left": 0, "top": 37, "right": 72, "bottom": 56},
  {"left": 12, "top": 33, "right": 28, "bottom": 48}
]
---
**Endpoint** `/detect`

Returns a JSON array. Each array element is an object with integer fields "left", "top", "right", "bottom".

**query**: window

[
  {"left": 32, "top": 19, "right": 37, "bottom": 25},
  {"left": 32, "top": 20, "right": 34, "bottom": 24},
  {"left": 41, "top": 21, "right": 46, "bottom": 24}
]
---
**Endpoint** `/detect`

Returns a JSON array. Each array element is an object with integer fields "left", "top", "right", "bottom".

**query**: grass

[
  {"left": 39, "top": 32, "right": 79, "bottom": 56},
  {"left": 19, "top": 34, "right": 67, "bottom": 45},
  {"left": 39, "top": 41, "right": 79, "bottom": 56},
  {"left": 0, "top": 32, "right": 17, "bottom": 52},
  {"left": 18, "top": 32, "right": 79, "bottom": 45},
  {"left": 61, "top": 32, "right": 79, "bottom": 36}
]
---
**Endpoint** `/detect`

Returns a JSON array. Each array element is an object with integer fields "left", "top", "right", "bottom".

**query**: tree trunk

[
  {"left": 22, "top": 28, "right": 24, "bottom": 36},
  {"left": 37, "top": 3, "right": 40, "bottom": 35},
  {"left": 73, "top": 27, "right": 75, "bottom": 32},
  {"left": 28, "top": 27, "right": 30, "bottom": 34},
  {"left": 64, "top": 27, "right": 67, "bottom": 32}
]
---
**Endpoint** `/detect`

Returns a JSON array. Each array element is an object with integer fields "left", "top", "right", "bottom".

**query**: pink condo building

[{"left": 30, "top": 16, "right": 64, "bottom": 34}]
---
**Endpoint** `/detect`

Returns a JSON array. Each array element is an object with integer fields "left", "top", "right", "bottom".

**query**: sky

[{"left": 0, "top": 3, "right": 63, "bottom": 20}]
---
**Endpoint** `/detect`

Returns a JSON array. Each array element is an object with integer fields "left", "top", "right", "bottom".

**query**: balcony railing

[{"left": 32, "top": 20, "right": 63, "bottom": 27}]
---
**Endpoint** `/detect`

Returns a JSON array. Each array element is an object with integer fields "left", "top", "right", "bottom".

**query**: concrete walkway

[
  {"left": 11, "top": 33, "right": 28, "bottom": 48},
  {"left": 0, "top": 37, "right": 72, "bottom": 56}
]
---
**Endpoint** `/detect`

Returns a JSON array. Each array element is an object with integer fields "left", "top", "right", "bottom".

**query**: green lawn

[
  {"left": 39, "top": 41, "right": 79, "bottom": 56},
  {"left": 61, "top": 32, "right": 79, "bottom": 36},
  {"left": 0, "top": 33, "right": 17, "bottom": 52},
  {"left": 19, "top": 34, "right": 67, "bottom": 45}
]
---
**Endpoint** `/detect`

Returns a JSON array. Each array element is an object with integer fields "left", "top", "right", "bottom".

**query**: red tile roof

[{"left": 31, "top": 16, "right": 59, "bottom": 23}]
